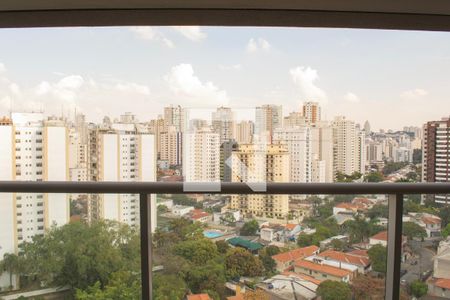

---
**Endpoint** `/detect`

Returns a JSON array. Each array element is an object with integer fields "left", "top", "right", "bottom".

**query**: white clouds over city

[
  {"left": 165, "top": 63, "right": 229, "bottom": 107},
  {"left": 246, "top": 38, "right": 271, "bottom": 53},
  {"left": 290, "top": 66, "right": 327, "bottom": 104},
  {"left": 344, "top": 92, "right": 360, "bottom": 103},
  {"left": 401, "top": 88, "right": 428, "bottom": 99}
]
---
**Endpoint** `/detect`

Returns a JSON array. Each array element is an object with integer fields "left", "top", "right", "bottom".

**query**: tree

[
  {"left": 259, "top": 246, "right": 280, "bottom": 274},
  {"left": 351, "top": 275, "right": 385, "bottom": 299},
  {"left": 185, "top": 259, "right": 226, "bottom": 296},
  {"left": 166, "top": 218, "right": 205, "bottom": 241},
  {"left": 382, "top": 162, "right": 408, "bottom": 175},
  {"left": 240, "top": 220, "right": 259, "bottom": 236},
  {"left": 439, "top": 206, "right": 450, "bottom": 227},
  {"left": 152, "top": 274, "right": 187, "bottom": 300},
  {"left": 368, "top": 244, "right": 387, "bottom": 273},
  {"left": 316, "top": 280, "right": 352, "bottom": 300},
  {"left": 330, "top": 239, "right": 346, "bottom": 251},
  {"left": 215, "top": 240, "right": 230, "bottom": 254},
  {"left": 364, "top": 171, "right": 384, "bottom": 182},
  {"left": 403, "top": 222, "right": 427, "bottom": 240},
  {"left": 366, "top": 204, "right": 388, "bottom": 223},
  {"left": 76, "top": 271, "right": 141, "bottom": 300},
  {"left": 157, "top": 204, "right": 169, "bottom": 214},
  {"left": 442, "top": 223, "right": 450, "bottom": 238},
  {"left": 342, "top": 217, "right": 370, "bottom": 243},
  {"left": 173, "top": 238, "right": 219, "bottom": 264},
  {"left": 336, "top": 171, "right": 362, "bottom": 183},
  {"left": 297, "top": 234, "right": 313, "bottom": 247},
  {"left": 18, "top": 220, "right": 140, "bottom": 291},
  {"left": 225, "top": 248, "right": 264, "bottom": 278},
  {"left": 0, "top": 253, "right": 21, "bottom": 289},
  {"left": 410, "top": 280, "right": 428, "bottom": 298}
]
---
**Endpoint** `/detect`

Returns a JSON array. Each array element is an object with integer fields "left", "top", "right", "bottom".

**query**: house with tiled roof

[
  {"left": 369, "top": 230, "right": 407, "bottom": 248},
  {"left": 428, "top": 278, "right": 450, "bottom": 298},
  {"left": 187, "top": 293, "right": 212, "bottom": 300},
  {"left": 271, "top": 245, "right": 319, "bottom": 273},
  {"left": 408, "top": 212, "right": 441, "bottom": 238},
  {"left": 348, "top": 249, "right": 369, "bottom": 258},
  {"left": 188, "top": 209, "right": 211, "bottom": 223},
  {"left": 294, "top": 259, "right": 352, "bottom": 283},
  {"left": 317, "top": 249, "right": 371, "bottom": 274}
]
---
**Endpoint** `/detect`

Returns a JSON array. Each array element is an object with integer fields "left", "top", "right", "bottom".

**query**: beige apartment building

[{"left": 230, "top": 144, "right": 290, "bottom": 218}]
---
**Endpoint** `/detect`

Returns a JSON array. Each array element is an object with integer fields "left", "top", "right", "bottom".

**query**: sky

[{"left": 0, "top": 26, "right": 450, "bottom": 131}]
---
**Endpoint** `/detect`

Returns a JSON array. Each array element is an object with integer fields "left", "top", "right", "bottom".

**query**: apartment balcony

[{"left": 1, "top": 181, "right": 450, "bottom": 299}]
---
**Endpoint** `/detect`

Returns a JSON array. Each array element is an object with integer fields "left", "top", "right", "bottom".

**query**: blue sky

[{"left": 0, "top": 26, "right": 449, "bottom": 130}]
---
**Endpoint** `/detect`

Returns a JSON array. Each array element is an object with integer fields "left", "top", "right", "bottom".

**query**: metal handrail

[
  {"left": 2, "top": 181, "right": 449, "bottom": 300},
  {"left": 0, "top": 181, "right": 450, "bottom": 194}
]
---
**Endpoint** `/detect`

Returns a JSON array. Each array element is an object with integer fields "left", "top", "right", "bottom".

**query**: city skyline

[{"left": 1, "top": 26, "right": 450, "bottom": 130}]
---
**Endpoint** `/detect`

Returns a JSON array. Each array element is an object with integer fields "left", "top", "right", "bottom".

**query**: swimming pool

[{"left": 203, "top": 230, "right": 224, "bottom": 239}]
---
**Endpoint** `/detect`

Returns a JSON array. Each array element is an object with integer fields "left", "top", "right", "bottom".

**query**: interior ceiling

[
  {"left": 0, "top": 0, "right": 448, "bottom": 15},
  {"left": 0, "top": 0, "right": 450, "bottom": 30}
]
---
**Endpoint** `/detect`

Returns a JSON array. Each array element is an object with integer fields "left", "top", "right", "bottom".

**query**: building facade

[
  {"left": 0, "top": 113, "right": 70, "bottom": 290},
  {"left": 230, "top": 144, "right": 290, "bottom": 218}
]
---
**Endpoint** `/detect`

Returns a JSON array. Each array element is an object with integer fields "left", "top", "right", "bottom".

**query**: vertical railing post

[
  {"left": 385, "top": 194, "right": 404, "bottom": 300},
  {"left": 140, "top": 193, "right": 152, "bottom": 300}
]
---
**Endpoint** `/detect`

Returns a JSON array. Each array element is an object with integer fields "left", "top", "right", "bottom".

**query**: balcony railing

[{"left": 1, "top": 181, "right": 450, "bottom": 300}]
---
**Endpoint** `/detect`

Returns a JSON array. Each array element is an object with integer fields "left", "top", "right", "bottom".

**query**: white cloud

[
  {"left": 290, "top": 66, "right": 327, "bottom": 103},
  {"left": 115, "top": 82, "right": 150, "bottom": 95},
  {"left": 172, "top": 26, "right": 206, "bottom": 41},
  {"left": 129, "top": 27, "right": 174, "bottom": 48},
  {"left": 246, "top": 38, "right": 271, "bottom": 53},
  {"left": 35, "top": 75, "right": 85, "bottom": 102},
  {"left": 165, "top": 63, "right": 228, "bottom": 107},
  {"left": 0, "top": 63, "right": 6, "bottom": 74},
  {"left": 401, "top": 88, "right": 428, "bottom": 99},
  {"left": 218, "top": 64, "right": 242, "bottom": 71},
  {"left": 344, "top": 92, "right": 360, "bottom": 103}
]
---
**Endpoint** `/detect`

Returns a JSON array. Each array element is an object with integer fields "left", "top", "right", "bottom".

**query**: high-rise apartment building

[
  {"left": 0, "top": 113, "right": 70, "bottom": 290},
  {"left": 366, "top": 140, "right": 383, "bottom": 164},
  {"left": 230, "top": 144, "right": 290, "bottom": 218},
  {"left": 68, "top": 128, "right": 88, "bottom": 182},
  {"left": 183, "top": 128, "right": 220, "bottom": 182},
  {"left": 160, "top": 126, "right": 183, "bottom": 166},
  {"left": 212, "top": 107, "right": 235, "bottom": 144},
  {"left": 310, "top": 122, "right": 334, "bottom": 183},
  {"left": 255, "top": 105, "right": 282, "bottom": 142},
  {"left": 148, "top": 116, "right": 165, "bottom": 159},
  {"left": 283, "top": 112, "right": 306, "bottom": 128},
  {"left": 332, "top": 116, "right": 366, "bottom": 176},
  {"left": 273, "top": 126, "right": 312, "bottom": 183},
  {"left": 422, "top": 118, "right": 450, "bottom": 204},
  {"left": 302, "top": 102, "right": 321, "bottom": 124},
  {"left": 363, "top": 120, "right": 371, "bottom": 134},
  {"left": 235, "top": 120, "right": 254, "bottom": 144},
  {"left": 92, "top": 122, "right": 157, "bottom": 230},
  {"left": 164, "top": 105, "right": 185, "bottom": 132}
]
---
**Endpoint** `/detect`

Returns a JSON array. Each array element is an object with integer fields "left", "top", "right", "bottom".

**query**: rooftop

[
  {"left": 187, "top": 294, "right": 212, "bottom": 300},
  {"left": 227, "top": 237, "right": 263, "bottom": 251},
  {"left": 272, "top": 246, "right": 319, "bottom": 263},
  {"left": 318, "top": 250, "right": 370, "bottom": 267},
  {"left": 295, "top": 260, "right": 352, "bottom": 278},
  {"left": 432, "top": 278, "right": 450, "bottom": 290}
]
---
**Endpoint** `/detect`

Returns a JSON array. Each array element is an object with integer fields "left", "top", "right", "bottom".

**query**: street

[{"left": 401, "top": 240, "right": 435, "bottom": 284}]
